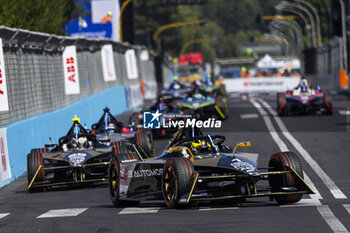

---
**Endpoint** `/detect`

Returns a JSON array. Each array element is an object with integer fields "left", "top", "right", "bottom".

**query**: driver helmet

[
  {"left": 300, "top": 79, "right": 309, "bottom": 93},
  {"left": 206, "top": 74, "right": 213, "bottom": 85},
  {"left": 190, "top": 140, "right": 211, "bottom": 156},
  {"left": 103, "top": 113, "right": 115, "bottom": 132},
  {"left": 195, "top": 78, "right": 201, "bottom": 86},
  {"left": 194, "top": 93, "right": 203, "bottom": 99}
]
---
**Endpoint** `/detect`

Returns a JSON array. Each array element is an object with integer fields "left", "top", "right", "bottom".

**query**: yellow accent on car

[
  {"left": 72, "top": 115, "right": 80, "bottom": 123},
  {"left": 232, "top": 141, "right": 252, "bottom": 155}
]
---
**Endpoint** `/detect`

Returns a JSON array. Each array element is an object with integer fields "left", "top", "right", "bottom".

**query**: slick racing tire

[
  {"left": 322, "top": 92, "right": 333, "bottom": 115},
  {"left": 268, "top": 152, "right": 303, "bottom": 204},
  {"left": 215, "top": 94, "right": 228, "bottom": 120},
  {"left": 277, "top": 93, "right": 286, "bottom": 116},
  {"left": 162, "top": 158, "right": 194, "bottom": 208},
  {"left": 27, "top": 148, "right": 46, "bottom": 192},
  {"left": 108, "top": 155, "right": 124, "bottom": 207},
  {"left": 135, "top": 129, "right": 154, "bottom": 156}
]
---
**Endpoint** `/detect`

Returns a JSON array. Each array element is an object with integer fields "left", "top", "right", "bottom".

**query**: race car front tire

[
  {"left": 108, "top": 156, "right": 123, "bottom": 207},
  {"left": 27, "top": 148, "right": 46, "bottom": 192},
  {"left": 162, "top": 158, "right": 194, "bottom": 208},
  {"left": 268, "top": 151, "right": 304, "bottom": 204}
]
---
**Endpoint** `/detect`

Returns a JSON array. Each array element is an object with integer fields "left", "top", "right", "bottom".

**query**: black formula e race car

[
  {"left": 108, "top": 127, "right": 313, "bottom": 208},
  {"left": 27, "top": 116, "right": 144, "bottom": 192},
  {"left": 277, "top": 79, "right": 333, "bottom": 116},
  {"left": 91, "top": 107, "right": 153, "bottom": 155}
]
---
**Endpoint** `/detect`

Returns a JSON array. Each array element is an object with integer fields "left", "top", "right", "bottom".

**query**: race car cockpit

[
  {"left": 166, "top": 126, "right": 227, "bottom": 159},
  {"left": 293, "top": 77, "right": 314, "bottom": 95},
  {"left": 168, "top": 76, "right": 186, "bottom": 90},
  {"left": 91, "top": 107, "right": 124, "bottom": 134},
  {"left": 58, "top": 115, "right": 96, "bottom": 151}
]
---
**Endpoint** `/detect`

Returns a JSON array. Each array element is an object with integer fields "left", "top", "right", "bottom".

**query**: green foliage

[
  {"left": 0, "top": 0, "right": 77, "bottom": 35},
  {"left": 134, "top": 0, "right": 282, "bottom": 62}
]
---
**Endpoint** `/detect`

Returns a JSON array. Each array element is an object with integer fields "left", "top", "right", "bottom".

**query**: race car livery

[
  {"left": 277, "top": 79, "right": 333, "bottom": 115},
  {"left": 179, "top": 92, "right": 228, "bottom": 120},
  {"left": 27, "top": 116, "right": 143, "bottom": 192},
  {"left": 108, "top": 127, "right": 314, "bottom": 208}
]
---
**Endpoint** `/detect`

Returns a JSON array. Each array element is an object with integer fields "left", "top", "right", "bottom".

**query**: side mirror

[
  {"left": 45, "top": 143, "right": 57, "bottom": 149},
  {"left": 232, "top": 141, "right": 251, "bottom": 155}
]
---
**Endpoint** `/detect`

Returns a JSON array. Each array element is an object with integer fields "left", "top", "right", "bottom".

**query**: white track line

[
  {"left": 343, "top": 204, "right": 350, "bottom": 215},
  {"left": 317, "top": 205, "right": 349, "bottom": 233},
  {"left": 250, "top": 100, "right": 321, "bottom": 200},
  {"left": 251, "top": 99, "right": 349, "bottom": 233},
  {"left": 240, "top": 113, "right": 259, "bottom": 119},
  {"left": 250, "top": 100, "right": 288, "bottom": 151},
  {"left": 199, "top": 207, "right": 239, "bottom": 211},
  {"left": 37, "top": 208, "right": 88, "bottom": 218},
  {"left": 339, "top": 110, "right": 350, "bottom": 115},
  {"left": 118, "top": 207, "right": 161, "bottom": 214},
  {"left": 0, "top": 213, "right": 10, "bottom": 219},
  {"left": 259, "top": 99, "right": 347, "bottom": 199},
  {"left": 280, "top": 198, "right": 322, "bottom": 207},
  {"left": 304, "top": 172, "right": 322, "bottom": 200}
]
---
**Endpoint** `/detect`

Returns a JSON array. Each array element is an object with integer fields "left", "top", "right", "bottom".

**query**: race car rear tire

[
  {"left": 322, "top": 92, "right": 333, "bottom": 115},
  {"left": 135, "top": 129, "right": 154, "bottom": 156},
  {"left": 162, "top": 158, "right": 194, "bottom": 208},
  {"left": 268, "top": 152, "right": 303, "bottom": 204},
  {"left": 277, "top": 93, "right": 287, "bottom": 116},
  {"left": 27, "top": 149, "right": 46, "bottom": 192},
  {"left": 108, "top": 156, "right": 124, "bottom": 207},
  {"left": 215, "top": 95, "right": 228, "bottom": 120}
]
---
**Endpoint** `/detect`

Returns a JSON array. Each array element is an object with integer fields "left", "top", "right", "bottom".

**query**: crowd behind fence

[{"left": 0, "top": 26, "right": 164, "bottom": 128}]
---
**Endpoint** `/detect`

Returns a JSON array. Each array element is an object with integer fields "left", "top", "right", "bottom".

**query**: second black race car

[{"left": 91, "top": 107, "right": 154, "bottom": 155}]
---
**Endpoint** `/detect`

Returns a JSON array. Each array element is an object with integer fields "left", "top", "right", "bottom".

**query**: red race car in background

[{"left": 277, "top": 78, "right": 333, "bottom": 116}]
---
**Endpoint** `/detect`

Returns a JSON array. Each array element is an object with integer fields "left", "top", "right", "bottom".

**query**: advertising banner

[
  {"left": 126, "top": 84, "right": 143, "bottom": 108},
  {"left": 62, "top": 46, "right": 80, "bottom": 95},
  {"left": 125, "top": 49, "right": 138, "bottom": 79},
  {"left": 0, "top": 128, "right": 11, "bottom": 182},
  {"left": 101, "top": 44, "right": 117, "bottom": 82},
  {"left": 224, "top": 77, "right": 301, "bottom": 93},
  {"left": 0, "top": 38, "right": 9, "bottom": 111}
]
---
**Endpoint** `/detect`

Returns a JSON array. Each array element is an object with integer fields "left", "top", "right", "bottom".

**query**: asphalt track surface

[{"left": 0, "top": 92, "right": 349, "bottom": 233}]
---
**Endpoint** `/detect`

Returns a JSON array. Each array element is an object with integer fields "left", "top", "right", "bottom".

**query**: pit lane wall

[{"left": 0, "top": 26, "right": 163, "bottom": 188}]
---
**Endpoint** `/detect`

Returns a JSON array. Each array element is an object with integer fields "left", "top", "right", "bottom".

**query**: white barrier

[
  {"left": 223, "top": 77, "right": 301, "bottom": 93},
  {"left": 0, "top": 128, "right": 11, "bottom": 185}
]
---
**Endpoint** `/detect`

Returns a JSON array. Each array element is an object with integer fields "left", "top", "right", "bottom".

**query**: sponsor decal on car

[
  {"left": 68, "top": 153, "right": 87, "bottom": 166},
  {"left": 230, "top": 158, "right": 257, "bottom": 174},
  {"left": 126, "top": 168, "right": 163, "bottom": 178}
]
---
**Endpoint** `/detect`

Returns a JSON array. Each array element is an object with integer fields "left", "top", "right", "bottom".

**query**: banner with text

[
  {"left": 63, "top": 46, "right": 80, "bottom": 95},
  {"left": 125, "top": 49, "right": 138, "bottom": 79},
  {"left": 126, "top": 84, "right": 143, "bottom": 108},
  {"left": 0, "top": 38, "right": 9, "bottom": 111},
  {"left": 224, "top": 77, "right": 301, "bottom": 93},
  {"left": 101, "top": 44, "right": 117, "bottom": 82},
  {"left": 0, "top": 128, "right": 11, "bottom": 183}
]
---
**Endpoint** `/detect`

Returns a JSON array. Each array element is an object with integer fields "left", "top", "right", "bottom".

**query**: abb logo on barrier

[
  {"left": 62, "top": 45, "right": 80, "bottom": 95},
  {"left": 0, "top": 60, "right": 3, "bottom": 95},
  {"left": 0, "top": 38, "right": 9, "bottom": 111},
  {"left": 0, "top": 137, "right": 6, "bottom": 172},
  {"left": 66, "top": 57, "right": 76, "bottom": 83}
]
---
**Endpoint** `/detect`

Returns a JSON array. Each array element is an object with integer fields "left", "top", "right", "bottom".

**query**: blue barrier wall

[{"left": 2, "top": 85, "right": 128, "bottom": 187}]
